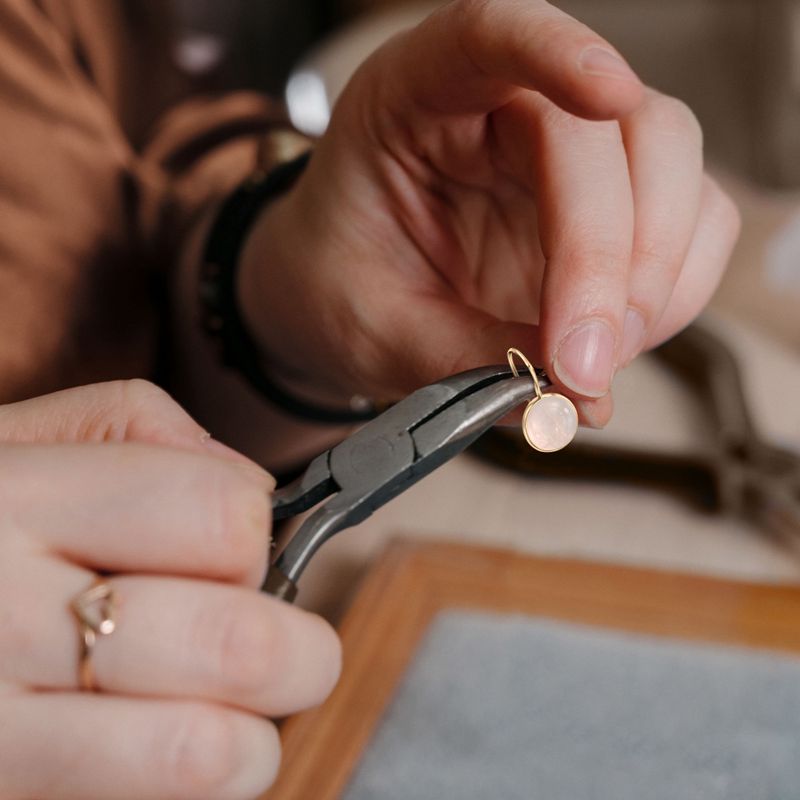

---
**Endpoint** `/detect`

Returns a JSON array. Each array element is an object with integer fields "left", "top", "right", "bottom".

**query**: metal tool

[
  {"left": 658, "top": 324, "right": 800, "bottom": 546},
  {"left": 265, "top": 364, "right": 548, "bottom": 602},
  {"left": 474, "top": 323, "right": 800, "bottom": 548}
]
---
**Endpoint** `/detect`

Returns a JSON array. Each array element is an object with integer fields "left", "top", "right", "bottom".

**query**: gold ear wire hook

[{"left": 507, "top": 347, "right": 543, "bottom": 400}]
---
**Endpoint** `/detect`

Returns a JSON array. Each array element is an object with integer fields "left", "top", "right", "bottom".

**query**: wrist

[
  {"left": 230, "top": 163, "right": 379, "bottom": 419},
  {"left": 239, "top": 196, "right": 375, "bottom": 413},
  {"left": 237, "top": 191, "right": 298, "bottom": 380}
]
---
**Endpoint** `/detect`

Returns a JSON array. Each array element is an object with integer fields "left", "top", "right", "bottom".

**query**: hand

[
  {"left": 0, "top": 381, "right": 341, "bottom": 800},
  {"left": 240, "top": 0, "right": 739, "bottom": 426}
]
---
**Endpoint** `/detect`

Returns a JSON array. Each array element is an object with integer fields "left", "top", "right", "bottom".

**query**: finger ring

[{"left": 70, "top": 578, "right": 117, "bottom": 691}]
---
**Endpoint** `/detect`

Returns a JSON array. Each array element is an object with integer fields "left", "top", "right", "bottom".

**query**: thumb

[{"left": 0, "top": 380, "right": 267, "bottom": 472}]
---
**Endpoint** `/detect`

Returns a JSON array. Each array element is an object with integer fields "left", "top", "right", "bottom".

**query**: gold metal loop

[
  {"left": 506, "top": 347, "right": 543, "bottom": 400},
  {"left": 70, "top": 578, "right": 117, "bottom": 692}
]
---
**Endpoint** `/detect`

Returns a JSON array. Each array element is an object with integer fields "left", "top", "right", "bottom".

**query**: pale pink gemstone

[{"left": 523, "top": 394, "right": 578, "bottom": 452}]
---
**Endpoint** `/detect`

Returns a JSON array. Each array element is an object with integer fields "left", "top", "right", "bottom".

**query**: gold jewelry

[
  {"left": 70, "top": 578, "right": 117, "bottom": 692},
  {"left": 507, "top": 348, "right": 578, "bottom": 452}
]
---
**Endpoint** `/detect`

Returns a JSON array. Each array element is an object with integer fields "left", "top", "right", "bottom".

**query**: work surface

[
  {"left": 264, "top": 541, "right": 800, "bottom": 800},
  {"left": 346, "top": 612, "right": 800, "bottom": 800}
]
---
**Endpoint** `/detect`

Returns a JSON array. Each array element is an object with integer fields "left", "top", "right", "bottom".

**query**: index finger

[
  {"left": 0, "top": 380, "right": 270, "bottom": 476},
  {"left": 382, "top": 0, "right": 644, "bottom": 118},
  {"left": 0, "top": 443, "right": 272, "bottom": 587}
]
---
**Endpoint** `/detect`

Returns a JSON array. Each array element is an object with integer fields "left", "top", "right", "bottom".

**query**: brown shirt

[{"left": 0, "top": 0, "right": 289, "bottom": 400}]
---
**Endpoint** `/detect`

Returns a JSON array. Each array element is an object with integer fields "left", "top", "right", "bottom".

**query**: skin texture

[
  {"left": 239, "top": 0, "right": 740, "bottom": 429},
  {"left": 0, "top": 382, "right": 341, "bottom": 800}
]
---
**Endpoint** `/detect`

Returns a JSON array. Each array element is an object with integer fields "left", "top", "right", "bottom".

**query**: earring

[{"left": 507, "top": 348, "right": 578, "bottom": 453}]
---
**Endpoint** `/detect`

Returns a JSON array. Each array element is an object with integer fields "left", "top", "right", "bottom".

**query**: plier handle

[{"left": 265, "top": 364, "right": 547, "bottom": 601}]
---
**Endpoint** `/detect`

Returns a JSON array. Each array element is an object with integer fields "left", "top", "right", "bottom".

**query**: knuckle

[
  {"left": 537, "top": 99, "right": 581, "bottom": 133},
  {"left": 452, "top": 1, "right": 485, "bottom": 71},
  {"left": 631, "top": 235, "right": 680, "bottom": 278},
  {"left": 532, "top": 15, "right": 591, "bottom": 56},
  {"left": 457, "top": 0, "right": 586, "bottom": 52},
  {"left": 459, "top": 0, "right": 492, "bottom": 31},
  {"left": 120, "top": 377, "right": 168, "bottom": 404},
  {"left": 561, "top": 236, "right": 630, "bottom": 273},
  {"left": 645, "top": 92, "right": 702, "bottom": 144},
  {"left": 120, "top": 379, "right": 177, "bottom": 420},
  {"left": 162, "top": 706, "right": 240, "bottom": 798},
  {"left": 534, "top": 96, "right": 624, "bottom": 142},
  {"left": 77, "top": 379, "right": 174, "bottom": 443}
]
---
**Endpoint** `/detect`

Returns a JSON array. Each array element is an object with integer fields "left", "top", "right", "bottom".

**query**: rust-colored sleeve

[{"left": 0, "top": 0, "right": 302, "bottom": 401}]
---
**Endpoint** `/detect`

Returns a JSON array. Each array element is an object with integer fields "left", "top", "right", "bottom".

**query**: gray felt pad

[{"left": 342, "top": 611, "right": 800, "bottom": 800}]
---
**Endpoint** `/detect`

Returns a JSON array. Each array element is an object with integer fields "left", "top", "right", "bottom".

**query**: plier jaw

[{"left": 265, "top": 364, "right": 549, "bottom": 601}]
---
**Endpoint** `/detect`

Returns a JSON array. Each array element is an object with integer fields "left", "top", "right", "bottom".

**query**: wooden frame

[{"left": 263, "top": 540, "right": 800, "bottom": 799}]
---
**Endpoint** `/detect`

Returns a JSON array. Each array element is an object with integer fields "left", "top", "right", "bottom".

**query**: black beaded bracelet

[{"left": 200, "top": 151, "right": 379, "bottom": 424}]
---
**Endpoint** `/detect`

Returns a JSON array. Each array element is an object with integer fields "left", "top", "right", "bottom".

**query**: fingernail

[
  {"left": 579, "top": 47, "right": 639, "bottom": 83},
  {"left": 620, "top": 308, "right": 647, "bottom": 366},
  {"left": 553, "top": 319, "right": 616, "bottom": 398}
]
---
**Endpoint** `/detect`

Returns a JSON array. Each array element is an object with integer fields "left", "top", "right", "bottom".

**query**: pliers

[
  {"left": 264, "top": 364, "right": 548, "bottom": 602},
  {"left": 657, "top": 324, "right": 800, "bottom": 546}
]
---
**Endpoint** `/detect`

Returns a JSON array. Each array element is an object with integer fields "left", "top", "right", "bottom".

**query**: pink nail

[{"left": 553, "top": 319, "right": 616, "bottom": 397}]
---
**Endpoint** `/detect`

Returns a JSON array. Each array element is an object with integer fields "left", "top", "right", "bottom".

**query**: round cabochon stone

[{"left": 523, "top": 393, "right": 578, "bottom": 452}]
